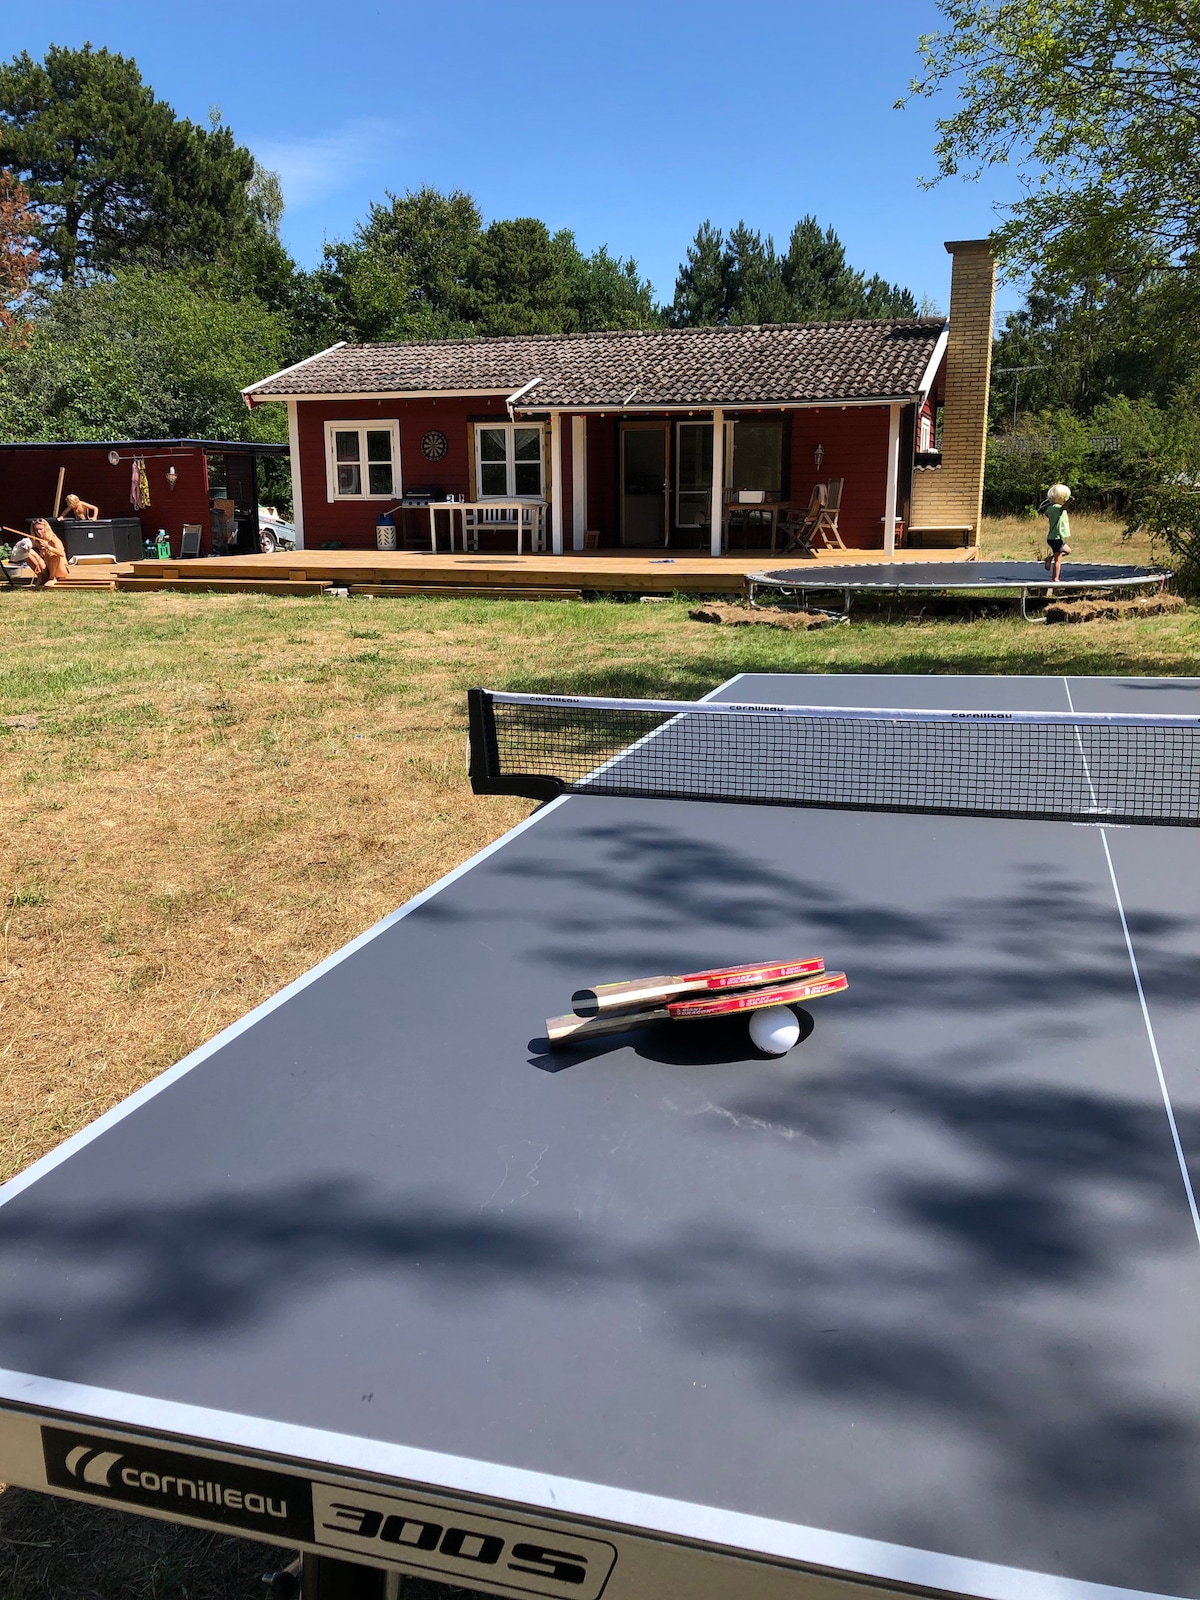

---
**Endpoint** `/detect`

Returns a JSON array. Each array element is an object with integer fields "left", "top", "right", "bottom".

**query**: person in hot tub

[{"left": 61, "top": 493, "right": 99, "bottom": 520}]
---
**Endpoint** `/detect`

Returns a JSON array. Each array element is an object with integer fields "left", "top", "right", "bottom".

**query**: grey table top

[{"left": 2, "top": 674, "right": 1199, "bottom": 1600}]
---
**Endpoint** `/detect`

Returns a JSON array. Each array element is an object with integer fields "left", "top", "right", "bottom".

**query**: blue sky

[{"left": 11, "top": 0, "right": 1024, "bottom": 323}]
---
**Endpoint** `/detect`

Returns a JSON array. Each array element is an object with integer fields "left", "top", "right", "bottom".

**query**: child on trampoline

[{"left": 1040, "top": 483, "right": 1072, "bottom": 581}]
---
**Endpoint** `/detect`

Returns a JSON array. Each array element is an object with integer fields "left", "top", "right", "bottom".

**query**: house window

[
  {"left": 918, "top": 412, "right": 933, "bottom": 452},
  {"left": 730, "top": 420, "right": 783, "bottom": 493},
  {"left": 324, "top": 421, "right": 400, "bottom": 500},
  {"left": 475, "top": 424, "right": 544, "bottom": 498}
]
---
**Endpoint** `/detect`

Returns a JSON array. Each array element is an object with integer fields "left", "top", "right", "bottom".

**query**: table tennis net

[{"left": 467, "top": 689, "right": 1200, "bottom": 827}]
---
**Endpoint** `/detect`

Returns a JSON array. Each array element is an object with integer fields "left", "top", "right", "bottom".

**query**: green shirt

[{"left": 1046, "top": 504, "right": 1070, "bottom": 543}]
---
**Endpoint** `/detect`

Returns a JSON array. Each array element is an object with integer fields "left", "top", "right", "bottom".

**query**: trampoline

[{"left": 747, "top": 560, "right": 1172, "bottom": 618}]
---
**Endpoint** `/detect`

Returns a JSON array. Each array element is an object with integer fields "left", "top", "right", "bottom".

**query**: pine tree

[
  {"left": 466, "top": 217, "right": 575, "bottom": 336},
  {"left": 0, "top": 44, "right": 259, "bottom": 286},
  {"left": 670, "top": 222, "right": 729, "bottom": 326},
  {"left": 725, "top": 224, "right": 794, "bottom": 325},
  {"left": 671, "top": 214, "right": 917, "bottom": 326}
]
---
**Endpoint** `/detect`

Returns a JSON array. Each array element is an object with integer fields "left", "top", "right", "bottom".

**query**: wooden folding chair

[
  {"left": 780, "top": 485, "right": 826, "bottom": 555},
  {"left": 810, "top": 478, "right": 846, "bottom": 550}
]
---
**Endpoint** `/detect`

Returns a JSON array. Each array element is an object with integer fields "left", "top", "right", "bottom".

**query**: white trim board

[
  {"left": 251, "top": 394, "right": 929, "bottom": 413},
  {"left": 916, "top": 326, "right": 950, "bottom": 399},
  {"left": 252, "top": 388, "right": 522, "bottom": 405},
  {"left": 515, "top": 396, "right": 924, "bottom": 416},
  {"left": 242, "top": 343, "right": 347, "bottom": 402}
]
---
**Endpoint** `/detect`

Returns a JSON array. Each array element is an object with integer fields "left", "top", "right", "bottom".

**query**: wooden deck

[{"left": 114, "top": 546, "right": 976, "bottom": 599}]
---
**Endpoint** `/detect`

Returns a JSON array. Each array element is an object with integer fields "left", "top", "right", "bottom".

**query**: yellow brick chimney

[{"left": 909, "top": 239, "right": 997, "bottom": 545}]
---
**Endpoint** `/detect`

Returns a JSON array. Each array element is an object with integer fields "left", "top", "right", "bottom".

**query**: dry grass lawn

[
  {"left": 979, "top": 508, "right": 1155, "bottom": 564},
  {"left": 1, "top": 512, "right": 1196, "bottom": 1598}
]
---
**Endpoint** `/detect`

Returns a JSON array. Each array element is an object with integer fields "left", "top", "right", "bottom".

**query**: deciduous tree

[
  {"left": 904, "top": 0, "right": 1200, "bottom": 292},
  {"left": 0, "top": 168, "right": 37, "bottom": 340},
  {"left": 0, "top": 270, "right": 287, "bottom": 441}
]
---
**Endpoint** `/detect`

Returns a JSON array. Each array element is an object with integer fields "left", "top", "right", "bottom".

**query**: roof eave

[
  {"left": 915, "top": 327, "right": 950, "bottom": 400},
  {"left": 514, "top": 394, "right": 925, "bottom": 415},
  {"left": 242, "top": 342, "right": 348, "bottom": 407}
]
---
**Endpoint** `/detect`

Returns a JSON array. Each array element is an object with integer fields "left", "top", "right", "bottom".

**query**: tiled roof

[{"left": 245, "top": 320, "right": 947, "bottom": 409}]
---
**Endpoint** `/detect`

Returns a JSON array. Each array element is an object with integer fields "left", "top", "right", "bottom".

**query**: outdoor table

[
  {"left": 426, "top": 500, "right": 547, "bottom": 553},
  {"left": 721, "top": 500, "right": 794, "bottom": 551}
]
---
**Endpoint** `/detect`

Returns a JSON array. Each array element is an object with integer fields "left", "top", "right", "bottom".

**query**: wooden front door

[{"left": 620, "top": 424, "right": 669, "bottom": 546}]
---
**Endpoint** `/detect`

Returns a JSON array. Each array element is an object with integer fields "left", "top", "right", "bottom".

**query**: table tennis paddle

[
  {"left": 571, "top": 957, "right": 826, "bottom": 1019},
  {"left": 548, "top": 971, "right": 847, "bottom": 1046}
]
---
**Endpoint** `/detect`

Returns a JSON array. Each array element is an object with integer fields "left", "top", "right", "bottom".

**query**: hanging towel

[{"left": 137, "top": 459, "right": 151, "bottom": 510}]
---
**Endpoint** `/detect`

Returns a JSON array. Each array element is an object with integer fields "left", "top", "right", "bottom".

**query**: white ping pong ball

[{"left": 749, "top": 1005, "right": 802, "bottom": 1056}]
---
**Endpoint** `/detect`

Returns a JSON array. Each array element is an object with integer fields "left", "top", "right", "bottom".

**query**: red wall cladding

[
  {"left": 296, "top": 396, "right": 510, "bottom": 549},
  {"left": 0, "top": 446, "right": 211, "bottom": 553},
  {"left": 788, "top": 407, "right": 891, "bottom": 548},
  {"left": 291, "top": 399, "right": 899, "bottom": 551},
  {"left": 584, "top": 415, "right": 616, "bottom": 541}
]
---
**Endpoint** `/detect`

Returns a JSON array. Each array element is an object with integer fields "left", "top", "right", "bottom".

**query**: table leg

[
  {"left": 428, "top": 506, "right": 437, "bottom": 553},
  {"left": 300, "top": 1554, "right": 388, "bottom": 1599}
]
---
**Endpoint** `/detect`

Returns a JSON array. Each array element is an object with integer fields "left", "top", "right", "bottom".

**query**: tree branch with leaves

[
  {"left": 0, "top": 167, "right": 37, "bottom": 340},
  {"left": 903, "top": 0, "right": 1200, "bottom": 290}
]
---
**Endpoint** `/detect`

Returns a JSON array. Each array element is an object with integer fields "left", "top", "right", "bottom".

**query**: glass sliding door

[
  {"left": 620, "top": 424, "right": 669, "bottom": 546},
  {"left": 675, "top": 422, "right": 712, "bottom": 531}
]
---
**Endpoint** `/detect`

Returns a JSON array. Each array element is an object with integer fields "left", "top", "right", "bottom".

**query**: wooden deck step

[{"left": 118, "top": 577, "right": 331, "bottom": 596}]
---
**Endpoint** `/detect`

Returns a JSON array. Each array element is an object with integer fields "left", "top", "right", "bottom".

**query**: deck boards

[
  {"left": 1, "top": 547, "right": 978, "bottom": 601},
  {"left": 114, "top": 547, "right": 975, "bottom": 598}
]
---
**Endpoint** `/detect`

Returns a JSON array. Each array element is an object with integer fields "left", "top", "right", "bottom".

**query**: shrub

[{"left": 1126, "top": 484, "right": 1200, "bottom": 593}]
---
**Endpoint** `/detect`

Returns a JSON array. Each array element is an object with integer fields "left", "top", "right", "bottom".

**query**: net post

[
  {"left": 467, "top": 688, "right": 565, "bottom": 801},
  {"left": 467, "top": 688, "right": 500, "bottom": 789}
]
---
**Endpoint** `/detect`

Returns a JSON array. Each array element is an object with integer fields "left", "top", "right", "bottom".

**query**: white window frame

[
  {"left": 324, "top": 420, "right": 402, "bottom": 502},
  {"left": 474, "top": 422, "right": 545, "bottom": 499}
]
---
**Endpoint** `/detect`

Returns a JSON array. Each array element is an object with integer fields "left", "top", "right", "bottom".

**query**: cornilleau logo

[
  {"left": 64, "top": 1444, "right": 125, "bottom": 1486},
  {"left": 42, "top": 1427, "right": 314, "bottom": 1542}
]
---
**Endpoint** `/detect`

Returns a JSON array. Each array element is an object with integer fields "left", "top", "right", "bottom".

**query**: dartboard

[{"left": 421, "top": 430, "right": 449, "bottom": 461}]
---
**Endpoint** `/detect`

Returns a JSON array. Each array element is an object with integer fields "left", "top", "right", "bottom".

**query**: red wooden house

[{"left": 243, "top": 241, "right": 994, "bottom": 557}]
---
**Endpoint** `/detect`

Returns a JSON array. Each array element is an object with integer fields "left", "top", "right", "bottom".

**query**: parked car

[{"left": 258, "top": 508, "right": 297, "bottom": 553}]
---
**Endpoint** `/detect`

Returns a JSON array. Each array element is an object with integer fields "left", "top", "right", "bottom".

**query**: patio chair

[
  {"left": 180, "top": 524, "right": 203, "bottom": 558},
  {"left": 810, "top": 477, "right": 846, "bottom": 550},
  {"left": 780, "top": 485, "right": 826, "bottom": 555}
]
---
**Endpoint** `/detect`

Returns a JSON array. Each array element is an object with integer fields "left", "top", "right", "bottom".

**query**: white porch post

[
  {"left": 883, "top": 402, "right": 901, "bottom": 557},
  {"left": 286, "top": 399, "right": 304, "bottom": 549},
  {"left": 550, "top": 412, "right": 564, "bottom": 555},
  {"left": 709, "top": 407, "right": 725, "bottom": 557},
  {"left": 571, "top": 415, "right": 587, "bottom": 550}
]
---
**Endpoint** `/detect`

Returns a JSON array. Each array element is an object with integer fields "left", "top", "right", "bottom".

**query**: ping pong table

[{"left": 1, "top": 672, "right": 1199, "bottom": 1600}]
